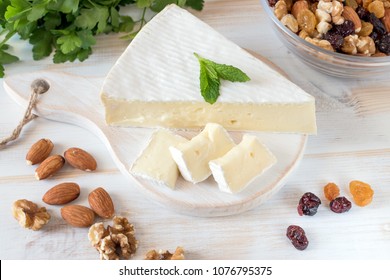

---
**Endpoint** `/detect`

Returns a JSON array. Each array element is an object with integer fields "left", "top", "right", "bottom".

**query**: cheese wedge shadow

[
  {"left": 209, "top": 134, "right": 277, "bottom": 194},
  {"left": 100, "top": 4, "right": 317, "bottom": 134}
]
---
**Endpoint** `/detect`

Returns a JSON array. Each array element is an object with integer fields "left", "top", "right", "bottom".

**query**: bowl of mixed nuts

[{"left": 259, "top": 0, "right": 390, "bottom": 78}]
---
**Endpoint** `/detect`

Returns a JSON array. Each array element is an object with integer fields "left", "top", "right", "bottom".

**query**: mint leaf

[
  {"left": 213, "top": 63, "right": 250, "bottom": 82},
  {"left": 199, "top": 61, "right": 220, "bottom": 104},
  {"left": 194, "top": 53, "right": 250, "bottom": 104}
]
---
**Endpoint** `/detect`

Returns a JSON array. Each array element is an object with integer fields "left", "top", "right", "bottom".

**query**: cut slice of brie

[
  {"left": 209, "top": 134, "right": 277, "bottom": 194},
  {"left": 169, "top": 123, "right": 235, "bottom": 183},
  {"left": 130, "top": 129, "right": 188, "bottom": 188},
  {"left": 101, "top": 4, "right": 316, "bottom": 134}
]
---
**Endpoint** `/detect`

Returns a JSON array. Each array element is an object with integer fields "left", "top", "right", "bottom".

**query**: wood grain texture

[{"left": 1, "top": 0, "right": 390, "bottom": 259}]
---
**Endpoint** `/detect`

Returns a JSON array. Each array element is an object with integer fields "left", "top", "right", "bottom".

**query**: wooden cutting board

[{"left": 3, "top": 55, "right": 307, "bottom": 217}]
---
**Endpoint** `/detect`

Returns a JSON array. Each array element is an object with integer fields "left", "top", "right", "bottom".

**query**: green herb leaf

[
  {"left": 150, "top": 0, "right": 176, "bottom": 12},
  {"left": 213, "top": 63, "right": 251, "bottom": 82},
  {"left": 136, "top": 0, "right": 152, "bottom": 8},
  {"left": 0, "top": 0, "right": 204, "bottom": 77},
  {"left": 0, "top": 49, "right": 19, "bottom": 64},
  {"left": 0, "top": 64, "right": 5, "bottom": 77},
  {"left": 29, "top": 29, "right": 53, "bottom": 60},
  {"left": 77, "top": 29, "right": 96, "bottom": 49},
  {"left": 194, "top": 52, "right": 250, "bottom": 104},
  {"left": 185, "top": 0, "right": 204, "bottom": 10},
  {"left": 118, "top": 16, "right": 135, "bottom": 33},
  {"left": 27, "top": 5, "right": 47, "bottom": 22},
  {"left": 57, "top": 33, "right": 82, "bottom": 54},
  {"left": 199, "top": 61, "right": 220, "bottom": 104}
]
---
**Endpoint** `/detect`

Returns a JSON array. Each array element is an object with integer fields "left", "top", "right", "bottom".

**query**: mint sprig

[{"left": 194, "top": 52, "right": 250, "bottom": 104}]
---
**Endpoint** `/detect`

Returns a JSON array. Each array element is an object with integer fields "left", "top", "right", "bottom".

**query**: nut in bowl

[{"left": 259, "top": 0, "right": 390, "bottom": 78}]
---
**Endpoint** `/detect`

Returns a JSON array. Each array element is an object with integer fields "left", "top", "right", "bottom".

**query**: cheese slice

[
  {"left": 101, "top": 4, "right": 316, "bottom": 134},
  {"left": 130, "top": 129, "right": 188, "bottom": 188},
  {"left": 209, "top": 134, "right": 276, "bottom": 194},
  {"left": 169, "top": 123, "right": 235, "bottom": 183}
]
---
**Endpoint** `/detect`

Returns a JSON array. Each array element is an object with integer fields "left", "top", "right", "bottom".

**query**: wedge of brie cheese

[
  {"left": 130, "top": 129, "right": 188, "bottom": 188},
  {"left": 209, "top": 134, "right": 277, "bottom": 194},
  {"left": 169, "top": 123, "right": 235, "bottom": 183},
  {"left": 101, "top": 5, "right": 316, "bottom": 134}
]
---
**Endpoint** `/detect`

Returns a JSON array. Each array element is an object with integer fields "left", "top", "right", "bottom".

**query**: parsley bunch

[{"left": 0, "top": 0, "right": 204, "bottom": 77}]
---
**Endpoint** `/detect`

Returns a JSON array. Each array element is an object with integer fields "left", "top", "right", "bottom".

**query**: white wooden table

[{"left": 1, "top": 0, "right": 390, "bottom": 260}]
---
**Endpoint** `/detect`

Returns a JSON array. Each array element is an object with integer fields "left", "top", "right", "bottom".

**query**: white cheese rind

[
  {"left": 169, "top": 123, "right": 235, "bottom": 183},
  {"left": 209, "top": 134, "right": 277, "bottom": 194},
  {"left": 130, "top": 129, "right": 188, "bottom": 188},
  {"left": 101, "top": 5, "right": 317, "bottom": 134}
]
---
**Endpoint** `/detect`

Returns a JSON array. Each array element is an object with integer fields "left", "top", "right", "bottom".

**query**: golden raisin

[
  {"left": 349, "top": 180, "right": 374, "bottom": 207},
  {"left": 358, "top": 21, "right": 374, "bottom": 36},
  {"left": 297, "top": 9, "right": 317, "bottom": 35},
  {"left": 324, "top": 183, "right": 340, "bottom": 201},
  {"left": 368, "top": 1, "right": 385, "bottom": 18}
]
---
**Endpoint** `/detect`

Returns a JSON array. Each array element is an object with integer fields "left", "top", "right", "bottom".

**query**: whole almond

[
  {"left": 35, "top": 155, "right": 65, "bottom": 180},
  {"left": 88, "top": 187, "right": 115, "bottom": 218},
  {"left": 64, "top": 147, "right": 97, "bottom": 171},
  {"left": 43, "top": 182, "right": 80, "bottom": 205},
  {"left": 61, "top": 205, "right": 95, "bottom": 227},
  {"left": 342, "top": 6, "right": 362, "bottom": 33},
  {"left": 26, "top": 139, "right": 54, "bottom": 165}
]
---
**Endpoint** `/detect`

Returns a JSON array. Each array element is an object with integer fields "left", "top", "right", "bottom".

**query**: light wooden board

[
  {"left": 3, "top": 68, "right": 306, "bottom": 217},
  {"left": 1, "top": 0, "right": 390, "bottom": 260}
]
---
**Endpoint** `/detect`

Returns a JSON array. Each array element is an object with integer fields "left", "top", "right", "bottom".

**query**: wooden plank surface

[{"left": 1, "top": 0, "right": 390, "bottom": 259}]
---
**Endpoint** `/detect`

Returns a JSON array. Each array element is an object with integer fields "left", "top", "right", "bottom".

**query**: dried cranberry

[
  {"left": 356, "top": 5, "right": 370, "bottom": 21},
  {"left": 297, "top": 192, "right": 322, "bottom": 216},
  {"left": 324, "top": 32, "right": 344, "bottom": 50},
  {"left": 286, "top": 225, "right": 309, "bottom": 251},
  {"left": 333, "top": 20, "right": 355, "bottom": 37},
  {"left": 377, "top": 34, "right": 390, "bottom": 55},
  {"left": 330, "top": 197, "right": 352, "bottom": 213},
  {"left": 369, "top": 13, "right": 387, "bottom": 36}
]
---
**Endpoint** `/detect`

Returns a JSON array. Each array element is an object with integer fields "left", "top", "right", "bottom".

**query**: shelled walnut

[
  {"left": 88, "top": 216, "right": 137, "bottom": 260},
  {"left": 145, "top": 247, "right": 185, "bottom": 260},
  {"left": 12, "top": 199, "right": 51, "bottom": 230}
]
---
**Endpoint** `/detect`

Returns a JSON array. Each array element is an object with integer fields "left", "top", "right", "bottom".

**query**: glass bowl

[{"left": 259, "top": 0, "right": 390, "bottom": 78}]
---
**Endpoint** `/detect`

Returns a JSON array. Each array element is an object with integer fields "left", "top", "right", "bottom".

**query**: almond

[
  {"left": 342, "top": 6, "right": 362, "bottom": 33},
  {"left": 64, "top": 147, "right": 97, "bottom": 171},
  {"left": 26, "top": 139, "right": 54, "bottom": 165},
  {"left": 88, "top": 187, "right": 115, "bottom": 218},
  {"left": 35, "top": 155, "right": 65, "bottom": 180},
  {"left": 61, "top": 205, "right": 95, "bottom": 227},
  {"left": 42, "top": 182, "right": 80, "bottom": 205}
]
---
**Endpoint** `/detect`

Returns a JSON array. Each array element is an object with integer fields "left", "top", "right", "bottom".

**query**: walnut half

[
  {"left": 88, "top": 216, "right": 138, "bottom": 260},
  {"left": 12, "top": 199, "right": 51, "bottom": 230},
  {"left": 145, "top": 247, "right": 185, "bottom": 260}
]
